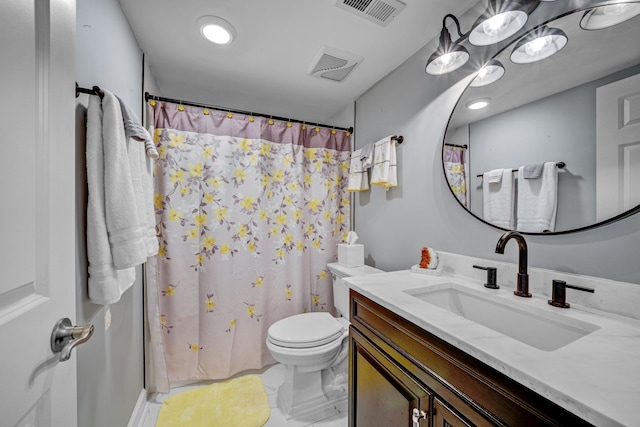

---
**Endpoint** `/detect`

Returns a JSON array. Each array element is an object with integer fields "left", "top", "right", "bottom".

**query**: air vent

[
  {"left": 306, "top": 46, "right": 363, "bottom": 82},
  {"left": 335, "top": 0, "right": 406, "bottom": 26}
]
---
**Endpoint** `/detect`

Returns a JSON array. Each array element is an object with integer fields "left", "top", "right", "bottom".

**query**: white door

[
  {"left": 596, "top": 72, "right": 640, "bottom": 221},
  {"left": 0, "top": 1, "right": 80, "bottom": 426}
]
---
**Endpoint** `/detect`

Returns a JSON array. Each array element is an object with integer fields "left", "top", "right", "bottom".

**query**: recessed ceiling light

[
  {"left": 467, "top": 98, "right": 491, "bottom": 110},
  {"left": 198, "top": 16, "right": 236, "bottom": 45}
]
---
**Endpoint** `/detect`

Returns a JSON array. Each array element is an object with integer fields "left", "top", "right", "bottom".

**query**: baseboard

[{"left": 127, "top": 389, "right": 149, "bottom": 427}]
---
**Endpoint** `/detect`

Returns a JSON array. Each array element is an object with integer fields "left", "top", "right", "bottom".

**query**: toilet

[{"left": 266, "top": 262, "right": 383, "bottom": 419}]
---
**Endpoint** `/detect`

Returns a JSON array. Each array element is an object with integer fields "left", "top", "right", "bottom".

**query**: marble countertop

[{"left": 346, "top": 270, "right": 640, "bottom": 427}]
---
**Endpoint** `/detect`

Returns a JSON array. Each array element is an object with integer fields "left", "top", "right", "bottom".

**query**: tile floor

[{"left": 143, "top": 363, "right": 347, "bottom": 427}]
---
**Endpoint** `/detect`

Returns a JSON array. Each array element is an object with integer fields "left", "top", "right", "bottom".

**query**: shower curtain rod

[
  {"left": 144, "top": 92, "right": 354, "bottom": 134},
  {"left": 445, "top": 143, "right": 467, "bottom": 149}
]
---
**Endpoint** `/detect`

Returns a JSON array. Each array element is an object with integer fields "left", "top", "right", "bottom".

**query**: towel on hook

[
  {"left": 347, "top": 148, "right": 369, "bottom": 192},
  {"left": 116, "top": 95, "right": 159, "bottom": 159},
  {"left": 517, "top": 162, "right": 558, "bottom": 233},
  {"left": 370, "top": 136, "right": 398, "bottom": 190},
  {"left": 86, "top": 95, "right": 136, "bottom": 305},
  {"left": 482, "top": 169, "right": 514, "bottom": 229}
]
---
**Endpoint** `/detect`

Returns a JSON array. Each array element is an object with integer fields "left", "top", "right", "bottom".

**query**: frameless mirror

[{"left": 443, "top": 2, "right": 640, "bottom": 234}]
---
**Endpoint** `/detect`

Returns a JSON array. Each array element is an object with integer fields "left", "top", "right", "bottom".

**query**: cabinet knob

[{"left": 412, "top": 408, "right": 428, "bottom": 427}]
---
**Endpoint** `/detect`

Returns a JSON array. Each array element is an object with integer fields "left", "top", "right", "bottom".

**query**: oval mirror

[{"left": 443, "top": 2, "right": 640, "bottom": 235}]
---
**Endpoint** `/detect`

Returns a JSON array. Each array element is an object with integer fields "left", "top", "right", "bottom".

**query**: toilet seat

[{"left": 267, "top": 312, "right": 344, "bottom": 349}]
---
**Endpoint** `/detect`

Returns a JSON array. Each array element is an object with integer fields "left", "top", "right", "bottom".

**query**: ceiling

[
  {"left": 118, "top": 0, "right": 479, "bottom": 125},
  {"left": 449, "top": 3, "right": 640, "bottom": 129}
]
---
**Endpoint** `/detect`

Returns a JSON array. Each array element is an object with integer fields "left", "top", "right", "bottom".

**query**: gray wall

[
  {"left": 75, "top": 0, "right": 159, "bottom": 425},
  {"left": 353, "top": 35, "right": 640, "bottom": 285}
]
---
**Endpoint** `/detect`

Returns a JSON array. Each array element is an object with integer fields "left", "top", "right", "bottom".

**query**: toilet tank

[{"left": 327, "top": 262, "right": 383, "bottom": 318}]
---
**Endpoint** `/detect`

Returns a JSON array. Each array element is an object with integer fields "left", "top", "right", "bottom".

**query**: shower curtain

[
  {"left": 443, "top": 145, "right": 468, "bottom": 207},
  {"left": 145, "top": 101, "right": 351, "bottom": 392}
]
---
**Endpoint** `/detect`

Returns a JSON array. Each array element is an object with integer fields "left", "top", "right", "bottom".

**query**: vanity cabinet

[{"left": 349, "top": 290, "right": 593, "bottom": 427}]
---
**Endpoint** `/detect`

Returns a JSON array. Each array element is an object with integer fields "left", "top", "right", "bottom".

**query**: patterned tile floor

[{"left": 143, "top": 363, "right": 348, "bottom": 427}]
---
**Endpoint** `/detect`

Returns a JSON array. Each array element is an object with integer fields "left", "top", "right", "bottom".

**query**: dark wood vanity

[{"left": 348, "top": 290, "right": 594, "bottom": 426}]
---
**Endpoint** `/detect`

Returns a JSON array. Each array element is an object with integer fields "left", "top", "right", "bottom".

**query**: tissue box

[{"left": 338, "top": 244, "right": 364, "bottom": 267}]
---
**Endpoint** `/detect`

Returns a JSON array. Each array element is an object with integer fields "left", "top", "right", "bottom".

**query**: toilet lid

[{"left": 268, "top": 312, "right": 344, "bottom": 348}]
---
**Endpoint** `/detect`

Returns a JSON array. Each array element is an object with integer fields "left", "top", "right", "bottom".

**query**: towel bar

[{"left": 477, "top": 162, "right": 565, "bottom": 178}]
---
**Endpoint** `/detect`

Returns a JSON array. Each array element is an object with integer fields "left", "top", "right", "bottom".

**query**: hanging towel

[
  {"left": 517, "top": 162, "right": 558, "bottom": 233},
  {"left": 116, "top": 95, "right": 159, "bottom": 159},
  {"left": 523, "top": 162, "right": 545, "bottom": 179},
  {"left": 360, "top": 141, "right": 374, "bottom": 168},
  {"left": 347, "top": 148, "right": 369, "bottom": 192},
  {"left": 101, "top": 90, "right": 156, "bottom": 269},
  {"left": 115, "top": 98, "right": 158, "bottom": 258},
  {"left": 370, "top": 136, "right": 398, "bottom": 190},
  {"left": 86, "top": 95, "right": 136, "bottom": 304},
  {"left": 486, "top": 168, "right": 504, "bottom": 184},
  {"left": 482, "top": 169, "right": 514, "bottom": 229}
]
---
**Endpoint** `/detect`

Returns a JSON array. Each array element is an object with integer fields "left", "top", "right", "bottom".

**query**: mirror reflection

[{"left": 443, "top": 2, "right": 640, "bottom": 234}]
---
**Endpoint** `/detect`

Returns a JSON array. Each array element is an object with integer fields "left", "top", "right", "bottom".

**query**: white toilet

[{"left": 266, "top": 262, "right": 383, "bottom": 419}]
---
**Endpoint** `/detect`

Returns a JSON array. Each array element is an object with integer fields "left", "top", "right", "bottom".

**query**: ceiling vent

[
  {"left": 335, "top": 0, "right": 406, "bottom": 26},
  {"left": 306, "top": 46, "right": 364, "bottom": 82}
]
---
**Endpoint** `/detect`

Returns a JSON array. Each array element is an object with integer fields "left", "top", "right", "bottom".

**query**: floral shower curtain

[
  {"left": 443, "top": 145, "right": 468, "bottom": 207},
  {"left": 145, "top": 101, "right": 351, "bottom": 392}
]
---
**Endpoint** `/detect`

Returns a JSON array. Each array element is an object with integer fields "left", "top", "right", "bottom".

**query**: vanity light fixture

[
  {"left": 426, "top": 14, "right": 470, "bottom": 75},
  {"left": 466, "top": 98, "right": 491, "bottom": 110},
  {"left": 198, "top": 16, "right": 236, "bottom": 45},
  {"left": 510, "top": 26, "right": 567, "bottom": 64},
  {"left": 469, "top": 0, "right": 538, "bottom": 46},
  {"left": 470, "top": 60, "right": 505, "bottom": 87},
  {"left": 580, "top": 2, "right": 640, "bottom": 30}
]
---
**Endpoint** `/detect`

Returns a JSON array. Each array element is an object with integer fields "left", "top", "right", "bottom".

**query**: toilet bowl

[{"left": 266, "top": 262, "right": 382, "bottom": 420}]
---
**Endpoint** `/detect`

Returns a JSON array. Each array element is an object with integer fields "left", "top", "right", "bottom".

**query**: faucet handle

[
  {"left": 473, "top": 265, "right": 499, "bottom": 289},
  {"left": 548, "top": 280, "right": 595, "bottom": 308}
]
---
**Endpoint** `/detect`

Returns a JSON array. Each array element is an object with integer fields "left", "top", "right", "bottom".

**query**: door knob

[{"left": 50, "top": 318, "right": 94, "bottom": 362}]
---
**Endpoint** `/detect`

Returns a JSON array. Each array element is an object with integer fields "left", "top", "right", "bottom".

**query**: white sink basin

[{"left": 404, "top": 283, "right": 599, "bottom": 351}]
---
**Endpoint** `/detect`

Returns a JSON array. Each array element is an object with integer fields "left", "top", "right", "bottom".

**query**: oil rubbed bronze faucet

[{"left": 495, "top": 231, "right": 531, "bottom": 297}]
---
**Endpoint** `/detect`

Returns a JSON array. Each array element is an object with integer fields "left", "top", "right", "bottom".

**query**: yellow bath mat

[{"left": 156, "top": 375, "right": 270, "bottom": 427}]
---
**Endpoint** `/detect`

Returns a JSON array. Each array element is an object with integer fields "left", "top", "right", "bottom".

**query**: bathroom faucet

[{"left": 495, "top": 231, "right": 531, "bottom": 297}]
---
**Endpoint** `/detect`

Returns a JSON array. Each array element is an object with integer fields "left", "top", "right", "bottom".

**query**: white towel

[
  {"left": 370, "top": 136, "right": 397, "bottom": 190},
  {"left": 517, "top": 162, "right": 558, "bottom": 233},
  {"left": 360, "top": 142, "right": 374, "bottom": 169},
  {"left": 116, "top": 95, "right": 159, "bottom": 159},
  {"left": 347, "top": 148, "right": 369, "bottom": 192},
  {"left": 482, "top": 169, "right": 514, "bottom": 229},
  {"left": 486, "top": 168, "right": 504, "bottom": 184},
  {"left": 101, "top": 90, "right": 152, "bottom": 269},
  {"left": 86, "top": 95, "right": 136, "bottom": 305}
]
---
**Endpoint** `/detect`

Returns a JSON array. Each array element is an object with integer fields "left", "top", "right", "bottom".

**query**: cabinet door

[
  {"left": 433, "top": 397, "right": 474, "bottom": 427},
  {"left": 350, "top": 330, "right": 431, "bottom": 427}
]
